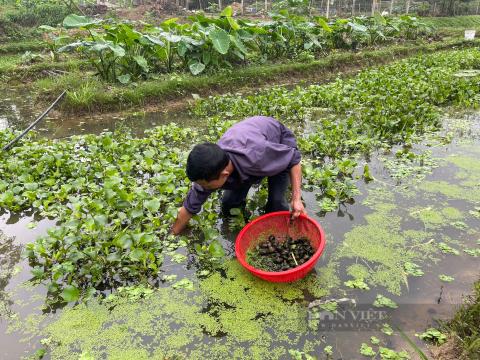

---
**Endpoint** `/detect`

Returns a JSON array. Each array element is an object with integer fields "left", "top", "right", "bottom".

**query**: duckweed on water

[
  {"left": 12, "top": 260, "right": 338, "bottom": 359},
  {"left": 409, "top": 206, "right": 463, "bottom": 229},
  {"left": 420, "top": 154, "right": 480, "bottom": 202},
  {"left": 330, "top": 182, "right": 463, "bottom": 294}
]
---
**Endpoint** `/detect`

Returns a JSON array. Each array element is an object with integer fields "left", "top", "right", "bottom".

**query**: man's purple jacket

[{"left": 183, "top": 116, "right": 302, "bottom": 214}]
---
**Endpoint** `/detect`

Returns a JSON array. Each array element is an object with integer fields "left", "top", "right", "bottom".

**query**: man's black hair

[{"left": 186, "top": 142, "right": 229, "bottom": 182}]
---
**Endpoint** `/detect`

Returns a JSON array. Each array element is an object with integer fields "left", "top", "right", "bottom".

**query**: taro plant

[
  {"left": 38, "top": 24, "right": 71, "bottom": 61},
  {"left": 54, "top": 11, "right": 433, "bottom": 81}
]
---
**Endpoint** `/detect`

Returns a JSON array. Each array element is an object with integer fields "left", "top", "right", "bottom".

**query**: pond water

[
  {"left": 0, "top": 89, "right": 479, "bottom": 359},
  {"left": 0, "top": 87, "right": 197, "bottom": 139}
]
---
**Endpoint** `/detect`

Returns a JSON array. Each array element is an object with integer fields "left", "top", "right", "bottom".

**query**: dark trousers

[{"left": 221, "top": 169, "right": 290, "bottom": 216}]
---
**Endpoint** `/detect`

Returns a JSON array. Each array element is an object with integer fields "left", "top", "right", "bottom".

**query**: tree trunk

[
  {"left": 390, "top": 0, "right": 394, "bottom": 14},
  {"left": 265, "top": 0, "right": 268, "bottom": 12},
  {"left": 186, "top": 0, "right": 189, "bottom": 10},
  {"left": 476, "top": 0, "right": 479, "bottom": 14},
  {"left": 371, "top": 0, "right": 375, "bottom": 15},
  {"left": 352, "top": 0, "right": 355, "bottom": 15},
  {"left": 405, "top": 0, "right": 410, "bottom": 13},
  {"left": 241, "top": 0, "right": 244, "bottom": 14},
  {"left": 326, "top": 0, "right": 330, "bottom": 18},
  {"left": 218, "top": 0, "right": 222, "bottom": 11}
]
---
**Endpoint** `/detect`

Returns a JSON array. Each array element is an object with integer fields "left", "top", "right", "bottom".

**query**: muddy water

[
  {"left": 0, "top": 87, "right": 197, "bottom": 138},
  {"left": 0, "top": 94, "right": 479, "bottom": 358}
]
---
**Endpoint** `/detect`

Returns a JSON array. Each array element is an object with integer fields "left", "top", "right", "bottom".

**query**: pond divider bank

[{"left": 31, "top": 38, "right": 480, "bottom": 115}]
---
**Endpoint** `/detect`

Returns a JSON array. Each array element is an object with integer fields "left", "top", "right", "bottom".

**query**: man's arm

[
  {"left": 172, "top": 206, "right": 193, "bottom": 235},
  {"left": 289, "top": 162, "right": 306, "bottom": 219},
  {"left": 171, "top": 183, "right": 213, "bottom": 235}
]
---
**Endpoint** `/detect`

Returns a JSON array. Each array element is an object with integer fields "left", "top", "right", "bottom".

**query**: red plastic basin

[{"left": 235, "top": 211, "right": 326, "bottom": 282}]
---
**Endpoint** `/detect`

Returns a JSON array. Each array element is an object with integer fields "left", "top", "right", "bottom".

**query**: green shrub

[{"left": 5, "top": 3, "right": 71, "bottom": 27}]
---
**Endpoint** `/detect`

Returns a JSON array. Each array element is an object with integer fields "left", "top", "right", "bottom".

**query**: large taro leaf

[
  {"left": 58, "top": 41, "right": 90, "bottom": 53},
  {"left": 348, "top": 21, "right": 368, "bottom": 33},
  {"left": 90, "top": 42, "right": 125, "bottom": 57},
  {"left": 133, "top": 55, "right": 149, "bottom": 72},
  {"left": 63, "top": 14, "right": 99, "bottom": 29},
  {"left": 141, "top": 34, "right": 165, "bottom": 47},
  {"left": 159, "top": 32, "right": 182, "bottom": 43},
  {"left": 209, "top": 27, "right": 230, "bottom": 55},
  {"left": 189, "top": 61, "right": 206, "bottom": 75},
  {"left": 221, "top": 5, "right": 233, "bottom": 17},
  {"left": 230, "top": 33, "right": 248, "bottom": 55},
  {"left": 315, "top": 17, "right": 332, "bottom": 32}
]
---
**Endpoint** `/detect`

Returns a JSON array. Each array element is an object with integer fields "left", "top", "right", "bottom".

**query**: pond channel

[{"left": 0, "top": 88, "right": 479, "bottom": 359}]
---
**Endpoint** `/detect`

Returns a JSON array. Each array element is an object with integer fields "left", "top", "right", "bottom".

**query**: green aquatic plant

[
  {"left": 438, "top": 242, "right": 460, "bottom": 255},
  {"left": 469, "top": 206, "right": 480, "bottom": 219},
  {"left": 381, "top": 323, "right": 394, "bottom": 336},
  {"left": 439, "top": 274, "right": 455, "bottom": 282},
  {"left": 323, "top": 345, "right": 333, "bottom": 356},
  {"left": 417, "top": 327, "right": 447, "bottom": 345},
  {"left": 464, "top": 248, "right": 480, "bottom": 257},
  {"left": 288, "top": 349, "right": 316, "bottom": 360},
  {"left": 194, "top": 48, "right": 480, "bottom": 212},
  {"left": 378, "top": 347, "right": 410, "bottom": 359},
  {"left": 382, "top": 149, "right": 437, "bottom": 181},
  {"left": 360, "top": 343, "right": 376, "bottom": 357},
  {"left": 373, "top": 294, "right": 398, "bottom": 309},
  {"left": 403, "top": 262, "right": 424, "bottom": 277},
  {"left": 0, "top": 124, "right": 222, "bottom": 302},
  {"left": 344, "top": 279, "right": 370, "bottom": 290}
]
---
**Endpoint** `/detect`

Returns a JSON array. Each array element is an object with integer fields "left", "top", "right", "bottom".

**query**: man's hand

[
  {"left": 171, "top": 206, "right": 193, "bottom": 235},
  {"left": 289, "top": 163, "right": 306, "bottom": 220},
  {"left": 291, "top": 197, "right": 306, "bottom": 220}
]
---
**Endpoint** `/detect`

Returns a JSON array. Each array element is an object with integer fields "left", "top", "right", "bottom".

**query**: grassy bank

[
  {"left": 424, "top": 15, "right": 480, "bottom": 28},
  {"left": 423, "top": 15, "right": 480, "bottom": 38},
  {"left": 434, "top": 278, "right": 480, "bottom": 359},
  {"left": 0, "top": 39, "right": 44, "bottom": 54},
  {"left": 31, "top": 38, "right": 480, "bottom": 114}
]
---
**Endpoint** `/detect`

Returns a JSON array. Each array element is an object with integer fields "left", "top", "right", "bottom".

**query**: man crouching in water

[{"left": 171, "top": 116, "right": 306, "bottom": 235}]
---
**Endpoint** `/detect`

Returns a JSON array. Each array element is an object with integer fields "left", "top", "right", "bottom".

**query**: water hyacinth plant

[{"left": 1, "top": 48, "right": 480, "bottom": 303}]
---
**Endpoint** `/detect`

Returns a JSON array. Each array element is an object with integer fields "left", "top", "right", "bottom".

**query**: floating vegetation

[
  {"left": 7, "top": 260, "right": 339, "bottom": 359},
  {"left": 403, "top": 262, "right": 424, "bottom": 277},
  {"left": 1, "top": 41, "right": 480, "bottom": 360},
  {"left": 417, "top": 328, "right": 448, "bottom": 345},
  {"left": 373, "top": 294, "right": 398, "bottom": 309},
  {"left": 439, "top": 274, "right": 455, "bottom": 282},
  {"left": 382, "top": 149, "right": 438, "bottom": 182},
  {"left": 344, "top": 279, "right": 370, "bottom": 290},
  {"left": 438, "top": 242, "right": 460, "bottom": 255},
  {"left": 463, "top": 248, "right": 480, "bottom": 257},
  {"left": 409, "top": 206, "right": 462, "bottom": 230},
  {"left": 360, "top": 343, "right": 377, "bottom": 357},
  {"left": 381, "top": 323, "right": 394, "bottom": 336}
]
